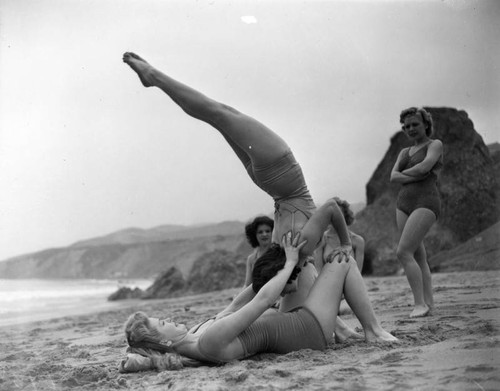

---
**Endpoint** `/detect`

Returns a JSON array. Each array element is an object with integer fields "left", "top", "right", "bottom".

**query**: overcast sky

[{"left": 0, "top": 0, "right": 498, "bottom": 261}]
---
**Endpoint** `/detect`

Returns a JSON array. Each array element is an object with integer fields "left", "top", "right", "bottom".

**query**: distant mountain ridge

[
  {"left": 70, "top": 221, "right": 246, "bottom": 248},
  {"left": 0, "top": 221, "right": 252, "bottom": 279}
]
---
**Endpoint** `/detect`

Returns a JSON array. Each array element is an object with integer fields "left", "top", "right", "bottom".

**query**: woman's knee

[{"left": 396, "top": 246, "right": 414, "bottom": 264}]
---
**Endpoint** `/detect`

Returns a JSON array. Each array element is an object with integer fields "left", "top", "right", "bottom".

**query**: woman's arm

[
  {"left": 216, "top": 284, "right": 256, "bottom": 319},
  {"left": 402, "top": 140, "right": 443, "bottom": 177},
  {"left": 312, "top": 233, "right": 327, "bottom": 271},
  {"left": 202, "top": 233, "right": 305, "bottom": 347},
  {"left": 390, "top": 148, "right": 428, "bottom": 184},
  {"left": 351, "top": 232, "right": 365, "bottom": 272},
  {"left": 243, "top": 253, "right": 255, "bottom": 288},
  {"left": 299, "top": 198, "right": 352, "bottom": 262}
]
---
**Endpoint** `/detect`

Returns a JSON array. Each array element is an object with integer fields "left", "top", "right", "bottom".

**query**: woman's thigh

[
  {"left": 216, "top": 108, "right": 289, "bottom": 166},
  {"left": 398, "top": 208, "right": 436, "bottom": 254},
  {"left": 279, "top": 262, "right": 318, "bottom": 312},
  {"left": 302, "top": 259, "right": 354, "bottom": 337}
]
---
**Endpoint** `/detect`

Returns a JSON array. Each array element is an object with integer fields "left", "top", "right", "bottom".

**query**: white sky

[{"left": 0, "top": 0, "right": 498, "bottom": 261}]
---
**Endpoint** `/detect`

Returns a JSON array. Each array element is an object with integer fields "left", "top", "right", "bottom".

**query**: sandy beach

[{"left": 0, "top": 270, "right": 498, "bottom": 391}]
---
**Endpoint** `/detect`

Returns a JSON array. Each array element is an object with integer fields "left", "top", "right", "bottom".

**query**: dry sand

[{"left": 0, "top": 270, "right": 498, "bottom": 391}]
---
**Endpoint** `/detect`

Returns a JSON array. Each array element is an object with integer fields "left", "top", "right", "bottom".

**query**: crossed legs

[{"left": 396, "top": 208, "right": 435, "bottom": 318}]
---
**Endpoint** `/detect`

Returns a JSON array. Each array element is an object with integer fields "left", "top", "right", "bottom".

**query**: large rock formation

[
  {"left": 187, "top": 250, "right": 246, "bottom": 294},
  {"left": 429, "top": 222, "right": 500, "bottom": 273},
  {"left": 352, "top": 107, "right": 499, "bottom": 275},
  {"left": 141, "top": 266, "right": 187, "bottom": 299},
  {"left": 110, "top": 250, "right": 247, "bottom": 300}
]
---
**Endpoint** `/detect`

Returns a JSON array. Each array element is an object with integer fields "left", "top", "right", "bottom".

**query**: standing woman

[
  {"left": 390, "top": 107, "right": 443, "bottom": 318},
  {"left": 243, "top": 216, "right": 274, "bottom": 287}
]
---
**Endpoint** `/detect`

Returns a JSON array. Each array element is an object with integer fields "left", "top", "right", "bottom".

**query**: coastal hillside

[{"left": 0, "top": 221, "right": 252, "bottom": 279}]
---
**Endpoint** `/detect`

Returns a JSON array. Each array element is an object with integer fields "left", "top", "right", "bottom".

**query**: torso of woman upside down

[{"left": 245, "top": 149, "right": 317, "bottom": 249}]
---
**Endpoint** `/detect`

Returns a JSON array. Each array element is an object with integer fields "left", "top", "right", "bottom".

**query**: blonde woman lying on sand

[
  {"left": 122, "top": 51, "right": 368, "bottom": 337},
  {"left": 122, "top": 228, "right": 397, "bottom": 372},
  {"left": 120, "top": 52, "right": 396, "bottom": 371}
]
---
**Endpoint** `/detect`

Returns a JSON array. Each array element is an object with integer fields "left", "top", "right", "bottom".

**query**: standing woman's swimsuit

[{"left": 396, "top": 143, "right": 443, "bottom": 218}]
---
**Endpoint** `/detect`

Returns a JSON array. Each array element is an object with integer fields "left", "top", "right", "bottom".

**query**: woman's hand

[
  {"left": 282, "top": 231, "right": 307, "bottom": 267},
  {"left": 326, "top": 244, "right": 353, "bottom": 264}
]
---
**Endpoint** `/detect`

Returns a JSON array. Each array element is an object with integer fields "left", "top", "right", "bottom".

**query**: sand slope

[{"left": 0, "top": 271, "right": 498, "bottom": 391}]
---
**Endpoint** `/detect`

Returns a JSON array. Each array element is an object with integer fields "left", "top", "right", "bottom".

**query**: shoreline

[
  {"left": 0, "top": 278, "right": 153, "bottom": 327},
  {"left": 0, "top": 270, "right": 498, "bottom": 390}
]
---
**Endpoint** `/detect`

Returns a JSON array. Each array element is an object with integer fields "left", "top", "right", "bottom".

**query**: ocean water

[{"left": 0, "top": 278, "right": 152, "bottom": 327}]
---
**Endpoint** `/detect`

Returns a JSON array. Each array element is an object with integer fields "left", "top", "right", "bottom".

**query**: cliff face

[
  {"left": 0, "top": 231, "right": 252, "bottom": 280},
  {"left": 109, "top": 249, "right": 247, "bottom": 300},
  {"left": 353, "top": 107, "right": 499, "bottom": 275}
]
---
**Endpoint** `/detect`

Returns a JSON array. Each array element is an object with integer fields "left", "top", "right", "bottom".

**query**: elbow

[{"left": 411, "top": 167, "right": 429, "bottom": 176}]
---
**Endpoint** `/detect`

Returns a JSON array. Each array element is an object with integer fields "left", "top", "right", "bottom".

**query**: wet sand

[{"left": 0, "top": 270, "right": 498, "bottom": 390}]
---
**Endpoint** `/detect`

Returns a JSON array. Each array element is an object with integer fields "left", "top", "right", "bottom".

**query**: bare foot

[
  {"left": 122, "top": 52, "right": 155, "bottom": 87},
  {"left": 409, "top": 304, "right": 430, "bottom": 318},
  {"left": 365, "top": 328, "right": 399, "bottom": 343},
  {"left": 334, "top": 326, "right": 364, "bottom": 343}
]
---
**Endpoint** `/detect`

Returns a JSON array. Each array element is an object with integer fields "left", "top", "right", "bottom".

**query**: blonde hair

[
  {"left": 124, "top": 311, "right": 163, "bottom": 344},
  {"left": 123, "top": 311, "right": 203, "bottom": 371},
  {"left": 399, "top": 107, "right": 434, "bottom": 137}
]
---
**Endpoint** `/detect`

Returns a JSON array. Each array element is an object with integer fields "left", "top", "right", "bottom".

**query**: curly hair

[
  {"left": 124, "top": 311, "right": 163, "bottom": 345},
  {"left": 333, "top": 197, "right": 355, "bottom": 226},
  {"left": 251, "top": 244, "right": 301, "bottom": 293},
  {"left": 399, "top": 107, "right": 434, "bottom": 137},
  {"left": 122, "top": 312, "right": 201, "bottom": 371},
  {"left": 245, "top": 216, "right": 274, "bottom": 248}
]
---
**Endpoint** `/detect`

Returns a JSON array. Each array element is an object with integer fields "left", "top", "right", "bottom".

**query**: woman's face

[
  {"left": 403, "top": 114, "right": 427, "bottom": 140},
  {"left": 149, "top": 317, "right": 188, "bottom": 342},
  {"left": 256, "top": 224, "right": 272, "bottom": 247}
]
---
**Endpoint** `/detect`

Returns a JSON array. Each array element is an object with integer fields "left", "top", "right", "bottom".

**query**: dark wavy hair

[
  {"left": 399, "top": 107, "right": 434, "bottom": 137},
  {"left": 333, "top": 197, "right": 355, "bottom": 226},
  {"left": 245, "top": 216, "right": 274, "bottom": 248},
  {"left": 251, "top": 244, "right": 301, "bottom": 293}
]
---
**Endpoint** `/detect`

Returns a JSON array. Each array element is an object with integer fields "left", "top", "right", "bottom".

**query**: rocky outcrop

[
  {"left": 187, "top": 250, "right": 246, "bottom": 294},
  {"left": 110, "top": 250, "right": 246, "bottom": 300},
  {"left": 141, "top": 267, "right": 187, "bottom": 299},
  {"left": 429, "top": 222, "right": 500, "bottom": 272},
  {"left": 108, "top": 286, "right": 144, "bottom": 301},
  {"left": 352, "top": 108, "right": 499, "bottom": 275}
]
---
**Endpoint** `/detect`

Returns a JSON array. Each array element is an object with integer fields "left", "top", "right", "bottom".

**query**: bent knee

[{"left": 396, "top": 247, "right": 414, "bottom": 263}]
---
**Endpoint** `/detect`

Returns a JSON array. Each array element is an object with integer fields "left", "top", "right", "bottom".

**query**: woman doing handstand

[{"left": 121, "top": 53, "right": 396, "bottom": 370}]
